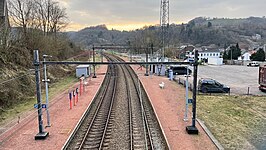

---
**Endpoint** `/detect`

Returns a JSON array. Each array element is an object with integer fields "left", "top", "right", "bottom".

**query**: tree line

[
  {"left": 0, "top": 0, "right": 82, "bottom": 110},
  {"left": 0, "top": 0, "right": 82, "bottom": 68}
]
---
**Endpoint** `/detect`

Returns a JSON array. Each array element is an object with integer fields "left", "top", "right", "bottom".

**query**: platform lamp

[
  {"left": 145, "top": 38, "right": 150, "bottom": 76},
  {"left": 42, "top": 54, "right": 52, "bottom": 127}
]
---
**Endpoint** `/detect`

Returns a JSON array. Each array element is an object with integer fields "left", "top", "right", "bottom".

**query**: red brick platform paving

[
  {"left": 0, "top": 65, "right": 107, "bottom": 150},
  {"left": 132, "top": 65, "right": 217, "bottom": 150}
]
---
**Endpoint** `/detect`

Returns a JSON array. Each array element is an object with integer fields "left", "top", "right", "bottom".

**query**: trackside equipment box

[{"left": 76, "top": 65, "right": 91, "bottom": 78}]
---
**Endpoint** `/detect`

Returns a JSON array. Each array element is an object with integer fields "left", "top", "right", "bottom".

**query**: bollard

[
  {"left": 83, "top": 82, "right": 86, "bottom": 92},
  {"left": 69, "top": 92, "right": 72, "bottom": 109},
  {"left": 73, "top": 91, "right": 76, "bottom": 106},
  {"left": 76, "top": 88, "right": 79, "bottom": 103},
  {"left": 79, "top": 78, "right": 82, "bottom": 96}
]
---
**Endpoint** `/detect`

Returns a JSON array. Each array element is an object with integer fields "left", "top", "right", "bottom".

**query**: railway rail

[{"left": 63, "top": 53, "right": 168, "bottom": 149}]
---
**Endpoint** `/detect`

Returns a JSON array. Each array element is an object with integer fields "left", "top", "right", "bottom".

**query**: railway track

[
  {"left": 63, "top": 54, "right": 168, "bottom": 150},
  {"left": 113, "top": 55, "right": 168, "bottom": 149}
]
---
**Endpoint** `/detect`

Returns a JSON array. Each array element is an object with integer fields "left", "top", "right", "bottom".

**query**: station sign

[
  {"left": 34, "top": 104, "right": 47, "bottom": 109},
  {"left": 188, "top": 99, "right": 193, "bottom": 104}
]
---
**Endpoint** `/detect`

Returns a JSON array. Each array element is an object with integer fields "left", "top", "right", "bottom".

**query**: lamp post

[
  {"left": 43, "top": 54, "right": 52, "bottom": 127},
  {"left": 128, "top": 40, "right": 132, "bottom": 62},
  {"left": 92, "top": 45, "right": 97, "bottom": 78},
  {"left": 145, "top": 38, "right": 150, "bottom": 76},
  {"left": 101, "top": 49, "right": 103, "bottom": 63},
  {"left": 145, "top": 46, "right": 149, "bottom": 76},
  {"left": 231, "top": 47, "right": 233, "bottom": 65},
  {"left": 150, "top": 43, "right": 154, "bottom": 76},
  {"left": 186, "top": 50, "right": 199, "bottom": 134},
  {"left": 34, "top": 50, "right": 49, "bottom": 140}
]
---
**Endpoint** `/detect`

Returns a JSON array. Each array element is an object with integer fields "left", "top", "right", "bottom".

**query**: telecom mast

[{"left": 160, "top": 0, "right": 169, "bottom": 58}]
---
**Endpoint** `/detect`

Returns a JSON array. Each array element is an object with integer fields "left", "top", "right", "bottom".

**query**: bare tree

[
  {"left": 49, "top": 2, "right": 68, "bottom": 36},
  {"left": 9, "top": 0, "right": 68, "bottom": 36},
  {"left": 8, "top": 0, "right": 34, "bottom": 37}
]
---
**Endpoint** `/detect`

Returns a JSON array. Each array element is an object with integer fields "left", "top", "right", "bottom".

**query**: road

[{"left": 180, "top": 65, "right": 266, "bottom": 95}]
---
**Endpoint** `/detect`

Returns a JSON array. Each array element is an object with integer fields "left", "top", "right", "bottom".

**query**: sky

[{"left": 57, "top": 0, "right": 266, "bottom": 31}]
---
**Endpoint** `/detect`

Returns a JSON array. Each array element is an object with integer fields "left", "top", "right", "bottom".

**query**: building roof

[
  {"left": 76, "top": 65, "right": 90, "bottom": 68},
  {"left": 198, "top": 48, "right": 220, "bottom": 53},
  {"left": 182, "top": 46, "right": 195, "bottom": 52}
]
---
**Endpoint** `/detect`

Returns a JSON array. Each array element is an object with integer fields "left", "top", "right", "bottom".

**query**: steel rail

[
  {"left": 108, "top": 54, "right": 134, "bottom": 150},
  {"left": 61, "top": 64, "right": 111, "bottom": 149},
  {"left": 98, "top": 58, "right": 118, "bottom": 149},
  {"left": 112, "top": 55, "right": 154, "bottom": 149},
  {"left": 98, "top": 68, "right": 117, "bottom": 149},
  {"left": 125, "top": 64, "right": 154, "bottom": 150},
  {"left": 77, "top": 64, "right": 114, "bottom": 150}
]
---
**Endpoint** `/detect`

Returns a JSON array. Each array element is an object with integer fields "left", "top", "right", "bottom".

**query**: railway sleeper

[
  {"left": 86, "top": 137, "right": 102, "bottom": 142},
  {"left": 87, "top": 133, "right": 103, "bottom": 138},
  {"left": 91, "top": 127, "right": 104, "bottom": 132},
  {"left": 82, "top": 143, "right": 100, "bottom": 149}
]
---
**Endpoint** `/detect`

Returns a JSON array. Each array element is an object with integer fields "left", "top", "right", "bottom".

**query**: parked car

[
  {"left": 198, "top": 78, "right": 230, "bottom": 93},
  {"left": 165, "top": 65, "right": 192, "bottom": 77},
  {"left": 247, "top": 62, "right": 259, "bottom": 67}
]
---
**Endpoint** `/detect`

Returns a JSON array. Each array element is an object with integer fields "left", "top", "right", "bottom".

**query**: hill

[
  {"left": 67, "top": 17, "right": 266, "bottom": 49},
  {"left": 67, "top": 24, "right": 133, "bottom": 48}
]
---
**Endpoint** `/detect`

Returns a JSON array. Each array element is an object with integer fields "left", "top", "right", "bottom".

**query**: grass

[
  {"left": 197, "top": 95, "right": 266, "bottom": 149},
  {"left": 0, "top": 76, "right": 77, "bottom": 126}
]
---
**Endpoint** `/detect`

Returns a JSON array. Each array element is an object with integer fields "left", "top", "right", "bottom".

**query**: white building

[
  {"left": 186, "top": 48, "right": 223, "bottom": 65},
  {"left": 238, "top": 52, "right": 251, "bottom": 61}
]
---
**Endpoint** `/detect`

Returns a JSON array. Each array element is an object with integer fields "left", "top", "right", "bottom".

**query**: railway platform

[
  {"left": 131, "top": 65, "right": 217, "bottom": 150},
  {"left": 0, "top": 65, "right": 107, "bottom": 150},
  {"left": 0, "top": 58, "right": 216, "bottom": 150}
]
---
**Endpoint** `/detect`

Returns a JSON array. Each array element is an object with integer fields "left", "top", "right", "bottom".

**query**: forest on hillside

[{"left": 68, "top": 17, "right": 266, "bottom": 53}]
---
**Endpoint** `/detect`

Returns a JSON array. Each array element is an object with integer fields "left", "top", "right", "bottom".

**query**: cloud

[{"left": 57, "top": 0, "right": 266, "bottom": 31}]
